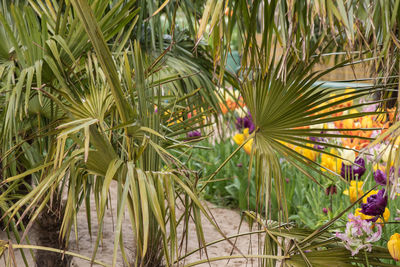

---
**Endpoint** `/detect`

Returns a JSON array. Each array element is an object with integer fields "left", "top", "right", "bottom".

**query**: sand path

[{"left": 1, "top": 181, "right": 260, "bottom": 267}]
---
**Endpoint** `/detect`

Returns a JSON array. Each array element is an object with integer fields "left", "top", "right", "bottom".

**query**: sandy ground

[{"left": 0, "top": 181, "right": 260, "bottom": 267}]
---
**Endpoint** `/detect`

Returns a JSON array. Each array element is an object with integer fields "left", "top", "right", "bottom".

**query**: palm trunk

[{"left": 35, "top": 198, "right": 71, "bottom": 267}]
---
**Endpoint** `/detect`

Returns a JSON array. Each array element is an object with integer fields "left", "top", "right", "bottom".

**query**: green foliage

[
  {"left": 0, "top": 1, "right": 228, "bottom": 266},
  {"left": 188, "top": 140, "right": 256, "bottom": 210},
  {"left": 196, "top": 136, "right": 400, "bottom": 253}
]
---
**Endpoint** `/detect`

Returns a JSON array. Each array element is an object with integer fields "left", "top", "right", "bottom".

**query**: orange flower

[
  {"left": 219, "top": 99, "right": 239, "bottom": 114},
  {"left": 224, "top": 7, "right": 233, "bottom": 16},
  {"left": 387, "top": 108, "right": 396, "bottom": 122}
]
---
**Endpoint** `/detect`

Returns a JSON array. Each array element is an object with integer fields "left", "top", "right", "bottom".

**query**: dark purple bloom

[
  {"left": 340, "top": 157, "right": 366, "bottom": 180},
  {"left": 374, "top": 169, "right": 387, "bottom": 186},
  {"left": 322, "top": 208, "right": 328, "bottom": 214},
  {"left": 235, "top": 114, "right": 255, "bottom": 133},
  {"left": 353, "top": 157, "right": 366, "bottom": 177},
  {"left": 237, "top": 163, "right": 243, "bottom": 168},
  {"left": 309, "top": 136, "right": 325, "bottom": 150},
  {"left": 325, "top": 184, "right": 337, "bottom": 195},
  {"left": 361, "top": 189, "right": 388, "bottom": 217},
  {"left": 186, "top": 130, "right": 201, "bottom": 139},
  {"left": 341, "top": 163, "right": 353, "bottom": 180}
]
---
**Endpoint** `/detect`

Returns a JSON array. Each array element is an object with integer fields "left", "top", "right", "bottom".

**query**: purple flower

[
  {"left": 353, "top": 157, "right": 366, "bottom": 177},
  {"left": 341, "top": 163, "right": 353, "bottom": 180},
  {"left": 309, "top": 136, "right": 325, "bottom": 150},
  {"left": 361, "top": 189, "right": 388, "bottom": 217},
  {"left": 322, "top": 208, "right": 328, "bottom": 214},
  {"left": 186, "top": 130, "right": 201, "bottom": 139},
  {"left": 362, "top": 103, "right": 379, "bottom": 113},
  {"left": 374, "top": 169, "right": 387, "bottom": 186},
  {"left": 235, "top": 114, "right": 255, "bottom": 133},
  {"left": 237, "top": 163, "right": 243, "bottom": 168},
  {"left": 340, "top": 157, "right": 366, "bottom": 180}
]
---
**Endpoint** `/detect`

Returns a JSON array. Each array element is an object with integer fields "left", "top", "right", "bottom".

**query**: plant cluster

[{"left": 1, "top": 1, "right": 400, "bottom": 267}]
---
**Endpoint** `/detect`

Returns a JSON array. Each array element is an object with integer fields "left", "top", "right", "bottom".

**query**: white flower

[
  {"left": 382, "top": 145, "right": 398, "bottom": 163},
  {"left": 341, "top": 149, "right": 356, "bottom": 165},
  {"left": 324, "top": 122, "right": 336, "bottom": 130},
  {"left": 310, "top": 123, "right": 323, "bottom": 129},
  {"left": 236, "top": 106, "right": 248, "bottom": 117},
  {"left": 336, "top": 214, "right": 382, "bottom": 256}
]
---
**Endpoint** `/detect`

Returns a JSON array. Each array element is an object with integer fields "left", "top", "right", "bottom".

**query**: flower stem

[{"left": 364, "top": 249, "right": 370, "bottom": 267}]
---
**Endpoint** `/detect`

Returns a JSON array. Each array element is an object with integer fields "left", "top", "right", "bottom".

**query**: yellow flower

[
  {"left": 293, "top": 145, "right": 316, "bottom": 161},
  {"left": 278, "top": 140, "right": 290, "bottom": 147},
  {"left": 354, "top": 207, "right": 390, "bottom": 223},
  {"left": 388, "top": 233, "right": 400, "bottom": 261},
  {"left": 233, "top": 133, "right": 245, "bottom": 146},
  {"left": 348, "top": 109, "right": 357, "bottom": 114},
  {"left": 343, "top": 181, "right": 364, "bottom": 203},
  {"left": 373, "top": 164, "right": 386, "bottom": 172},
  {"left": 303, "top": 148, "right": 316, "bottom": 161},
  {"left": 233, "top": 128, "right": 253, "bottom": 154},
  {"left": 382, "top": 208, "right": 391, "bottom": 222},
  {"left": 362, "top": 190, "right": 378, "bottom": 203},
  {"left": 243, "top": 138, "right": 253, "bottom": 155},
  {"left": 294, "top": 146, "right": 302, "bottom": 154},
  {"left": 302, "top": 144, "right": 317, "bottom": 161},
  {"left": 165, "top": 109, "right": 184, "bottom": 126},
  {"left": 321, "top": 149, "right": 342, "bottom": 173},
  {"left": 361, "top": 116, "right": 373, "bottom": 129},
  {"left": 354, "top": 208, "right": 373, "bottom": 221},
  {"left": 343, "top": 118, "right": 354, "bottom": 129},
  {"left": 243, "top": 128, "right": 250, "bottom": 138}
]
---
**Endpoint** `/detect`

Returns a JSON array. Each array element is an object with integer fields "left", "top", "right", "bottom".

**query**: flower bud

[{"left": 325, "top": 185, "right": 337, "bottom": 195}]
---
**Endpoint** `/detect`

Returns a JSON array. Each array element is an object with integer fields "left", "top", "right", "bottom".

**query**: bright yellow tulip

[
  {"left": 233, "top": 128, "right": 253, "bottom": 154},
  {"left": 303, "top": 144, "right": 317, "bottom": 161},
  {"left": 388, "top": 233, "right": 400, "bottom": 261},
  {"left": 382, "top": 208, "right": 390, "bottom": 222},
  {"left": 233, "top": 133, "right": 245, "bottom": 146},
  {"left": 321, "top": 149, "right": 342, "bottom": 173},
  {"left": 243, "top": 138, "right": 253, "bottom": 155},
  {"left": 354, "top": 208, "right": 371, "bottom": 220},
  {"left": 343, "top": 181, "right": 364, "bottom": 203},
  {"left": 354, "top": 207, "right": 390, "bottom": 224}
]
